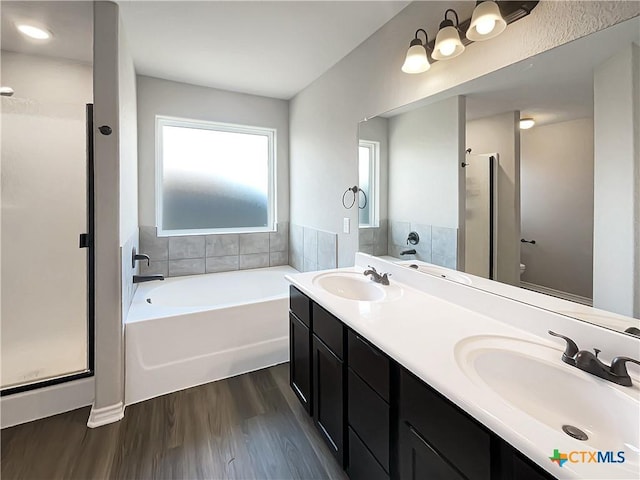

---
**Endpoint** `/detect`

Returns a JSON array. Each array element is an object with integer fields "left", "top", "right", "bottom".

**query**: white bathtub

[{"left": 125, "top": 265, "right": 297, "bottom": 405}]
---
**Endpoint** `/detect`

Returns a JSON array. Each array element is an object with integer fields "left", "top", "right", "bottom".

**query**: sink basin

[
  {"left": 403, "top": 263, "right": 473, "bottom": 285},
  {"left": 312, "top": 272, "right": 402, "bottom": 301},
  {"left": 455, "top": 336, "right": 640, "bottom": 459}
]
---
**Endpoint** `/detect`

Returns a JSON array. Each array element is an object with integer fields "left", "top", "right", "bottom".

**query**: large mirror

[{"left": 358, "top": 16, "right": 640, "bottom": 336}]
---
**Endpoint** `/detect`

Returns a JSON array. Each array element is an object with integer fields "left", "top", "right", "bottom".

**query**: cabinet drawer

[
  {"left": 348, "top": 369, "right": 389, "bottom": 472},
  {"left": 348, "top": 330, "right": 390, "bottom": 401},
  {"left": 400, "top": 369, "right": 491, "bottom": 480},
  {"left": 348, "top": 427, "right": 389, "bottom": 480},
  {"left": 312, "top": 303, "right": 343, "bottom": 359},
  {"left": 290, "top": 286, "right": 311, "bottom": 327}
]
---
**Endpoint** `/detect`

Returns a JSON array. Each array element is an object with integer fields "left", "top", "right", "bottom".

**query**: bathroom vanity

[{"left": 286, "top": 254, "right": 640, "bottom": 480}]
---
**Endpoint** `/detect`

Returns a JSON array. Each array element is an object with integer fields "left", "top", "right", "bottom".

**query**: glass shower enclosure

[{"left": 1, "top": 1, "right": 94, "bottom": 393}]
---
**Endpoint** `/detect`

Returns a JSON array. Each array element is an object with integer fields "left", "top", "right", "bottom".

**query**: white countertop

[{"left": 286, "top": 254, "right": 640, "bottom": 480}]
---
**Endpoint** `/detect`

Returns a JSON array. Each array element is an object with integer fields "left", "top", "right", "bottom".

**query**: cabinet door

[
  {"left": 313, "top": 335, "right": 345, "bottom": 466},
  {"left": 399, "top": 421, "right": 466, "bottom": 480},
  {"left": 289, "top": 312, "right": 311, "bottom": 414}
]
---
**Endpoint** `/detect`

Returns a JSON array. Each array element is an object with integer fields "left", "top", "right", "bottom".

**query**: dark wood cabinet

[
  {"left": 500, "top": 443, "right": 558, "bottom": 480},
  {"left": 288, "top": 288, "right": 558, "bottom": 480},
  {"left": 348, "top": 427, "right": 389, "bottom": 480},
  {"left": 289, "top": 312, "right": 311, "bottom": 414},
  {"left": 399, "top": 368, "right": 491, "bottom": 480},
  {"left": 313, "top": 334, "right": 345, "bottom": 466},
  {"left": 399, "top": 420, "right": 466, "bottom": 480}
]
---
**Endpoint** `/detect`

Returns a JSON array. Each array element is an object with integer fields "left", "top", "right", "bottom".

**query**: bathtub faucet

[{"left": 133, "top": 274, "right": 164, "bottom": 283}]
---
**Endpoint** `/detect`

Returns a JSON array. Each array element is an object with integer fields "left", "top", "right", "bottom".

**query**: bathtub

[{"left": 125, "top": 265, "right": 298, "bottom": 405}]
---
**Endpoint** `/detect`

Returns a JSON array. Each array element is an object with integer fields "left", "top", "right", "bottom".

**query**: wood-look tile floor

[{"left": 1, "top": 363, "right": 348, "bottom": 480}]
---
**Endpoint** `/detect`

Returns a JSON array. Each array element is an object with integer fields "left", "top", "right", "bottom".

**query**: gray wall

[
  {"left": 386, "top": 96, "right": 465, "bottom": 268},
  {"left": 521, "top": 117, "right": 594, "bottom": 299},
  {"left": 388, "top": 97, "right": 465, "bottom": 229},
  {"left": 289, "top": 1, "right": 640, "bottom": 268},
  {"left": 593, "top": 43, "right": 640, "bottom": 317},
  {"left": 136, "top": 75, "right": 289, "bottom": 228},
  {"left": 466, "top": 112, "right": 521, "bottom": 285},
  {"left": 358, "top": 116, "right": 389, "bottom": 256}
]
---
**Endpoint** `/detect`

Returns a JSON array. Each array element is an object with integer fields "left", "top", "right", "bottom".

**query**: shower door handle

[
  {"left": 79, "top": 233, "right": 90, "bottom": 248},
  {"left": 521, "top": 238, "right": 536, "bottom": 244}
]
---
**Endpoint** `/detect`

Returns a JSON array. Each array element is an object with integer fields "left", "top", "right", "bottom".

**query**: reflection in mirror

[{"left": 358, "top": 17, "right": 640, "bottom": 336}]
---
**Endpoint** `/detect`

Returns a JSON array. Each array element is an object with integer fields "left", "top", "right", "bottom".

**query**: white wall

[
  {"left": 90, "top": 0, "right": 139, "bottom": 426},
  {"left": 388, "top": 96, "right": 464, "bottom": 229},
  {"left": 136, "top": 75, "right": 289, "bottom": 228},
  {"left": 1, "top": 51, "right": 91, "bottom": 387},
  {"left": 466, "top": 112, "right": 520, "bottom": 285},
  {"left": 118, "top": 17, "right": 139, "bottom": 339},
  {"left": 289, "top": 0, "right": 640, "bottom": 267},
  {"left": 593, "top": 43, "right": 640, "bottom": 318},
  {"left": 521, "top": 118, "right": 594, "bottom": 298},
  {"left": 119, "top": 24, "right": 138, "bottom": 246}
]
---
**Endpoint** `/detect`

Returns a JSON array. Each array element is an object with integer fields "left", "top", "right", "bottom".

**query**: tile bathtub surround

[
  {"left": 289, "top": 224, "right": 304, "bottom": 272},
  {"left": 358, "top": 219, "right": 388, "bottom": 256},
  {"left": 139, "top": 223, "right": 289, "bottom": 277},
  {"left": 289, "top": 224, "right": 338, "bottom": 272},
  {"left": 387, "top": 221, "right": 457, "bottom": 268}
]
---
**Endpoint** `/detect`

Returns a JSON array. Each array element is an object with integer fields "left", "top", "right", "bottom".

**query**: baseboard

[
  {"left": 86, "top": 401, "right": 125, "bottom": 428},
  {"left": 520, "top": 281, "right": 593, "bottom": 306},
  {"left": 1, "top": 377, "right": 94, "bottom": 429}
]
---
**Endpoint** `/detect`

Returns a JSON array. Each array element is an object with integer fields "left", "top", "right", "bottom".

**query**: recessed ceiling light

[
  {"left": 520, "top": 118, "right": 535, "bottom": 130},
  {"left": 16, "top": 24, "right": 52, "bottom": 40}
]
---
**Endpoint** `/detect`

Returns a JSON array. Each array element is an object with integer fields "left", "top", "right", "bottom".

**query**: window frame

[
  {"left": 358, "top": 139, "right": 380, "bottom": 228},
  {"left": 155, "top": 115, "right": 276, "bottom": 236}
]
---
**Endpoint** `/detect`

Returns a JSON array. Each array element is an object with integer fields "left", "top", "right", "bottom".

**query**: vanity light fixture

[
  {"left": 519, "top": 117, "right": 535, "bottom": 129},
  {"left": 467, "top": 1, "right": 507, "bottom": 41},
  {"left": 401, "top": 1, "right": 538, "bottom": 74},
  {"left": 16, "top": 23, "right": 52, "bottom": 40},
  {"left": 401, "top": 29, "right": 430, "bottom": 74},
  {"left": 433, "top": 9, "right": 465, "bottom": 60}
]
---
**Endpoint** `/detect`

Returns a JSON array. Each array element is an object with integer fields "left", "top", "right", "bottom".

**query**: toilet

[{"left": 520, "top": 263, "right": 526, "bottom": 276}]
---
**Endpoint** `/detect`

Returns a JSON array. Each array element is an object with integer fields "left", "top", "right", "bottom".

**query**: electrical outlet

[{"left": 343, "top": 217, "right": 350, "bottom": 234}]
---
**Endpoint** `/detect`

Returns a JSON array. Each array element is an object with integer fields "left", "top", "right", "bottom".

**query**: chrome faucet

[
  {"left": 133, "top": 274, "right": 164, "bottom": 283},
  {"left": 549, "top": 330, "right": 640, "bottom": 387},
  {"left": 363, "top": 265, "right": 390, "bottom": 286}
]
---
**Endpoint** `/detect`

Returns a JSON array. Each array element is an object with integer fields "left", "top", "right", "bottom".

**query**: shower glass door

[{"left": 1, "top": 1, "right": 94, "bottom": 392}]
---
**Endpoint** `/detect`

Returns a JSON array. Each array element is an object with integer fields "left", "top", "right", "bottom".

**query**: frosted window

[
  {"left": 158, "top": 118, "right": 275, "bottom": 233},
  {"left": 359, "top": 141, "right": 378, "bottom": 227}
]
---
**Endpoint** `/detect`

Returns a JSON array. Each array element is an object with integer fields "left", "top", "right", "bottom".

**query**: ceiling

[
  {"left": 117, "top": 0, "right": 410, "bottom": 99},
  {"left": 1, "top": 1, "right": 93, "bottom": 63},
  {"left": 1, "top": 1, "right": 408, "bottom": 99}
]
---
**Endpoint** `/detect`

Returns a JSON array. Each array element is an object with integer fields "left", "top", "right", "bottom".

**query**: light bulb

[
  {"left": 475, "top": 18, "right": 496, "bottom": 36},
  {"left": 16, "top": 24, "right": 51, "bottom": 40},
  {"left": 402, "top": 44, "right": 430, "bottom": 74},
  {"left": 439, "top": 40, "right": 457, "bottom": 57},
  {"left": 519, "top": 118, "right": 535, "bottom": 129}
]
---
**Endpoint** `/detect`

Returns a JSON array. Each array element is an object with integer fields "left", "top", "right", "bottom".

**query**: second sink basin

[
  {"left": 455, "top": 335, "right": 640, "bottom": 463},
  {"left": 312, "top": 271, "right": 402, "bottom": 302}
]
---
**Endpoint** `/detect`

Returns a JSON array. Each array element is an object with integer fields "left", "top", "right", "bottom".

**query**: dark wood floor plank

[
  {"left": 1, "top": 363, "right": 345, "bottom": 480},
  {"left": 270, "top": 363, "right": 349, "bottom": 480}
]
